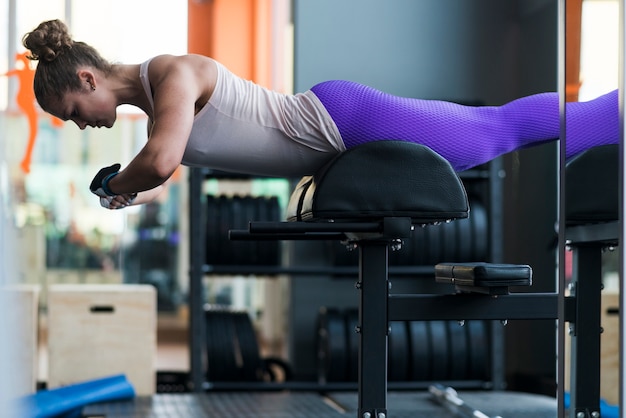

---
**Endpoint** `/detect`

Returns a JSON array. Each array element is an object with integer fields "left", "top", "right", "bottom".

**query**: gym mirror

[{"left": 562, "top": 0, "right": 620, "bottom": 413}]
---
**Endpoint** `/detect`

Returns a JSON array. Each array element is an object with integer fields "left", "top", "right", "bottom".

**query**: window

[
  {"left": 578, "top": 0, "right": 618, "bottom": 101},
  {"left": 2, "top": 1, "right": 187, "bottom": 312}
]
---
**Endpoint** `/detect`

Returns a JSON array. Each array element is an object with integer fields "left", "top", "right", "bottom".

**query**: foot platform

[{"left": 435, "top": 262, "right": 533, "bottom": 295}]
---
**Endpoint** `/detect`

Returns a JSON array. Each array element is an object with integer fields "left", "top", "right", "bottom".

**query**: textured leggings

[{"left": 310, "top": 81, "right": 618, "bottom": 172}]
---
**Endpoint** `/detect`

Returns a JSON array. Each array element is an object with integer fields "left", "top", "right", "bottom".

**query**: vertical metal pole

[
  {"left": 7, "top": 0, "right": 17, "bottom": 112},
  {"left": 557, "top": 0, "right": 567, "bottom": 415},
  {"left": 189, "top": 167, "right": 206, "bottom": 392},
  {"left": 358, "top": 241, "right": 389, "bottom": 417},
  {"left": 0, "top": 6, "right": 18, "bottom": 410},
  {"left": 488, "top": 158, "right": 505, "bottom": 390},
  {"left": 618, "top": 0, "right": 626, "bottom": 414},
  {"left": 569, "top": 245, "right": 602, "bottom": 417},
  {"left": 65, "top": 0, "right": 72, "bottom": 27}
]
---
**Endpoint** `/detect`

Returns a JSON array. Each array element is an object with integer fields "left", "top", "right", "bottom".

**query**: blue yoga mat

[
  {"left": 564, "top": 392, "right": 619, "bottom": 418},
  {"left": 19, "top": 374, "right": 135, "bottom": 418}
]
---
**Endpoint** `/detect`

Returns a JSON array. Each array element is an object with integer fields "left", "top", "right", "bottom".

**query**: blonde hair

[{"left": 22, "top": 19, "right": 113, "bottom": 111}]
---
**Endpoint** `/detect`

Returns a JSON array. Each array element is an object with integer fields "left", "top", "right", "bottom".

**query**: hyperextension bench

[{"left": 230, "top": 140, "right": 602, "bottom": 417}]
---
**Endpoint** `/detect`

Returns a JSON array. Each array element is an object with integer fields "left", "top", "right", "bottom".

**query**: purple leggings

[{"left": 310, "top": 81, "right": 618, "bottom": 172}]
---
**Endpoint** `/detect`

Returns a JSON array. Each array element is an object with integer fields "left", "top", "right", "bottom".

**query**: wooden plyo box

[
  {"left": 47, "top": 284, "right": 156, "bottom": 395},
  {"left": 599, "top": 292, "right": 619, "bottom": 406},
  {"left": 564, "top": 291, "right": 619, "bottom": 406}
]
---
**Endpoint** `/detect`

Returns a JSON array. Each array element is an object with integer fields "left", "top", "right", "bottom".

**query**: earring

[{"left": 89, "top": 83, "right": 95, "bottom": 91}]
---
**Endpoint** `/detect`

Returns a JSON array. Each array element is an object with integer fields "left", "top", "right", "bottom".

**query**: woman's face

[
  {"left": 51, "top": 86, "right": 117, "bottom": 129},
  {"left": 47, "top": 70, "right": 117, "bottom": 129}
]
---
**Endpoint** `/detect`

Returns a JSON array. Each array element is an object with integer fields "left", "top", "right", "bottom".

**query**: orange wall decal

[{"left": 4, "top": 51, "right": 63, "bottom": 174}]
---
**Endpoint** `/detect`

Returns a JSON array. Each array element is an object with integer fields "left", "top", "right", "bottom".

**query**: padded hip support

[
  {"left": 566, "top": 144, "right": 618, "bottom": 225},
  {"left": 286, "top": 141, "right": 469, "bottom": 223}
]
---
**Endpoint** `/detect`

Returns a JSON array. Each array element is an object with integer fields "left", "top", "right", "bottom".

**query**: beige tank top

[{"left": 139, "top": 58, "right": 344, "bottom": 177}]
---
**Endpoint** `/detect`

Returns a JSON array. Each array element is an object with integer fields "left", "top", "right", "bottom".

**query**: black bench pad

[{"left": 286, "top": 141, "right": 469, "bottom": 224}]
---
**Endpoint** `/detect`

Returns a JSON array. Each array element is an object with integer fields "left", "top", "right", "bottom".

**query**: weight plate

[
  {"left": 411, "top": 225, "right": 427, "bottom": 265},
  {"left": 408, "top": 321, "right": 431, "bottom": 381},
  {"left": 205, "top": 309, "right": 238, "bottom": 381},
  {"left": 216, "top": 196, "right": 232, "bottom": 265},
  {"left": 388, "top": 321, "right": 410, "bottom": 381},
  {"left": 345, "top": 308, "right": 359, "bottom": 382},
  {"left": 447, "top": 320, "right": 468, "bottom": 380},
  {"left": 467, "top": 320, "right": 489, "bottom": 380},
  {"left": 425, "top": 223, "right": 442, "bottom": 265},
  {"left": 441, "top": 219, "right": 458, "bottom": 263},
  {"left": 233, "top": 311, "right": 262, "bottom": 381},
  {"left": 316, "top": 307, "right": 348, "bottom": 382},
  {"left": 266, "top": 196, "right": 282, "bottom": 266},
  {"left": 241, "top": 196, "right": 258, "bottom": 265},
  {"left": 429, "top": 320, "right": 449, "bottom": 380},
  {"left": 229, "top": 196, "right": 243, "bottom": 265},
  {"left": 256, "top": 197, "right": 270, "bottom": 265},
  {"left": 470, "top": 199, "right": 489, "bottom": 261},
  {"left": 205, "top": 195, "right": 219, "bottom": 264},
  {"left": 455, "top": 214, "right": 472, "bottom": 262}
]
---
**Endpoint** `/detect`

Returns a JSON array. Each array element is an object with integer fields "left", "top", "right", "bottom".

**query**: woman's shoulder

[
  {"left": 145, "top": 54, "right": 217, "bottom": 84},
  {"left": 147, "top": 54, "right": 217, "bottom": 70},
  {"left": 145, "top": 54, "right": 219, "bottom": 106}
]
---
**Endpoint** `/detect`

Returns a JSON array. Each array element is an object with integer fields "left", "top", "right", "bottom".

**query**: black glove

[{"left": 90, "top": 163, "right": 121, "bottom": 197}]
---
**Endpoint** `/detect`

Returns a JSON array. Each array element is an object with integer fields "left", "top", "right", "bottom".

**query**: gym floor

[
  {"left": 38, "top": 312, "right": 557, "bottom": 418},
  {"left": 81, "top": 390, "right": 558, "bottom": 417}
]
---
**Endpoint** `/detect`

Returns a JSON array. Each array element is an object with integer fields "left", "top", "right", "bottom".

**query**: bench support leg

[
  {"left": 358, "top": 241, "right": 389, "bottom": 417},
  {"left": 569, "top": 244, "right": 602, "bottom": 417}
]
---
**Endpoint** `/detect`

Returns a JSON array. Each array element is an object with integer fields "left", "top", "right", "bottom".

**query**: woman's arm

[
  {"left": 100, "top": 185, "right": 165, "bottom": 210},
  {"left": 103, "top": 55, "right": 215, "bottom": 195},
  {"left": 130, "top": 185, "right": 165, "bottom": 206}
]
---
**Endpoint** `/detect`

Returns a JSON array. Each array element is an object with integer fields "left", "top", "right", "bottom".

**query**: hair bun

[{"left": 22, "top": 19, "right": 73, "bottom": 62}]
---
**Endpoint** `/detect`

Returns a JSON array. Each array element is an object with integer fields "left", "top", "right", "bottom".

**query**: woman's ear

[{"left": 77, "top": 69, "right": 96, "bottom": 91}]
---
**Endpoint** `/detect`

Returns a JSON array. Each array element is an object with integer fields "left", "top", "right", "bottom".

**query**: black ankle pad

[
  {"left": 435, "top": 262, "right": 532, "bottom": 286},
  {"left": 435, "top": 262, "right": 533, "bottom": 295},
  {"left": 566, "top": 144, "right": 618, "bottom": 225},
  {"left": 286, "top": 141, "right": 469, "bottom": 223}
]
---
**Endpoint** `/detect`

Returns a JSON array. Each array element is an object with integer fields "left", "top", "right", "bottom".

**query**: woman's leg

[
  {"left": 311, "top": 81, "right": 618, "bottom": 171},
  {"left": 565, "top": 89, "right": 619, "bottom": 158}
]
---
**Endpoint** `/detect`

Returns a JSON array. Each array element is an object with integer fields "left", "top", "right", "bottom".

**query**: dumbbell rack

[{"left": 187, "top": 157, "right": 509, "bottom": 395}]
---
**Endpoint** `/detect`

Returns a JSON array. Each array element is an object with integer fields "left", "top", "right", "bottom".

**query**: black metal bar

[
  {"left": 248, "top": 220, "right": 383, "bottom": 234},
  {"left": 229, "top": 230, "right": 348, "bottom": 241},
  {"left": 201, "top": 264, "right": 436, "bottom": 277},
  {"left": 358, "top": 241, "right": 389, "bottom": 417},
  {"left": 189, "top": 168, "right": 206, "bottom": 392},
  {"left": 201, "top": 379, "right": 489, "bottom": 392},
  {"left": 488, "top": 158, "right": 506, "bottom": 391},
  {"left": 569, "top": 244, "right": 602, "bottom": 417},
  {"left": 566, "top": 221, "right": 619, "bottom": 244},
  {"left": 388, "top": 293, "right": 560, "bottom": 321},
  {"left": 237, "top": 218, "right": 414, "bottom": 239}
]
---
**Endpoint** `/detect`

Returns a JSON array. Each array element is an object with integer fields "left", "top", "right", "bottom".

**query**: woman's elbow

[{"left": 151, "top": 159, "right": 180, "bottom": 184}]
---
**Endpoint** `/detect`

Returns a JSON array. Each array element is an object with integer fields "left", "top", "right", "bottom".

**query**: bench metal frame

[
  {"left": 190, "top": 165, "right": 611, "bottom": 417},
  {"left": 229, "top": 216, "right": 605, "bottom": 417}
]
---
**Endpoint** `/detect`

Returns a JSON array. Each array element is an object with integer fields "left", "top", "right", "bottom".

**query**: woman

[{"left": 22, "top": 19, "right": 618, "bottom": 210}]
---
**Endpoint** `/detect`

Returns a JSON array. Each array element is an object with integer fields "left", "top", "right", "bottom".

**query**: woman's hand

[
  {"left": 97, "top": 185, "right": 165, "bottom": 210},
  {"left": 99, "top": 193, "right": 138, "bottom": 210}
]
